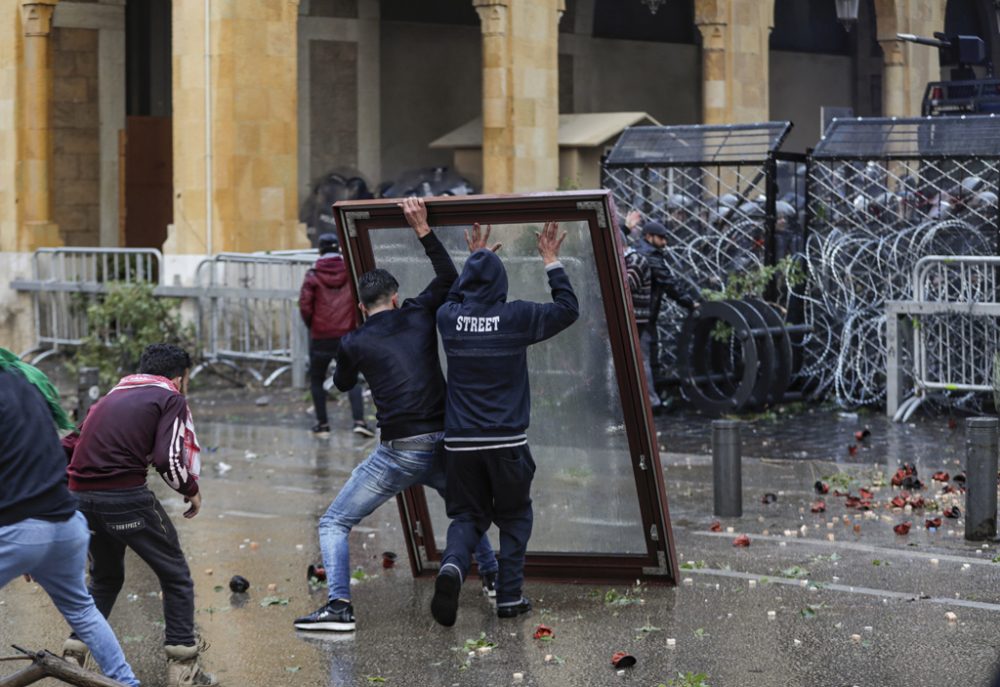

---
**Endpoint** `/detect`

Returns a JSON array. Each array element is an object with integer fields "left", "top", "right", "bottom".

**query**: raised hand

[
  {"left": 465, "top": 223, "right": 502, "bottom": 253},
  {"left": 399, "top": 197, "right": 430, "bottom": 238},
  {"left": 536, "top": 221, "right": 567, "bottom": 265}
]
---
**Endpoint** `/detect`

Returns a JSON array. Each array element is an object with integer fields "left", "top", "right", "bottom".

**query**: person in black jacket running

[
  {"left": 294, "top": 197, "right": 498, "bottom": 633},
  {"left": 430, "top": 221, "right": 579, "bottom": 627}
]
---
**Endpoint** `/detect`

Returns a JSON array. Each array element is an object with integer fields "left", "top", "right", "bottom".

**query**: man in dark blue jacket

[
  {"left": 0, "top": 350, "right": 139, "bottom": 686},
  {"left": 294, "top": 198, "right": 498, "bottom": 633},
  {"left": 430, "top": 221, "right": 579, "bottom": 627}
]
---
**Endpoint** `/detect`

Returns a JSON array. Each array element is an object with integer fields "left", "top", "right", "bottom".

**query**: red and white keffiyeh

[{"left": 107, "top": 374, "right": 201, "bottom": 483}]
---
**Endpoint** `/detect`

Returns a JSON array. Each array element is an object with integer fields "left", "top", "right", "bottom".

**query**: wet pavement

[{"left": 3, "top": 387, "right": 1000, "bottom": 687}]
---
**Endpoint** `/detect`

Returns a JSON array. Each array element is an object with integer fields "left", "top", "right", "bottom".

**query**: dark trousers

[
  {"left": 309, "top": 337, "right": 364, "bottom": 426},
  {"left": 73, "top": 487, "right": 196, "bottom": 647},
  {"left": 441, "top": 444, "right": 535, "bottom": 605}
]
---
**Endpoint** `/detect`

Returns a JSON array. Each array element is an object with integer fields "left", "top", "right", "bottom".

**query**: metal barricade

[
  {"left": 192, "top": 252, "right": 315, "bottom": 387},
  {"left": 887, "top": 255, "right": 1000, "bottom": 420},
  {"left": 9, "top": 248, "right": 162, "bottom": 364},
  {"left": 805, "top": 115, "right": 1000, "bottom": 408},
  {"left": 602, "top": 122, "right": 806, "bottom": 388}
]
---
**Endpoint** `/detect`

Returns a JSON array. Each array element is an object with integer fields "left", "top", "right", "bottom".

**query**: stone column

[
  {"left": 875, "top": 0, "right": 946, "bottom": 117},
  {"left": 695, "top": 0, "right": 774, "bottom": 125},
  {"left": 18, "top": 0, "right": 62, "bottom": 250},
  {"left": 473, "top": 0, "right": 563, "bottom": 194},
  {"left": 168, "top": 0, "right": 305, "bottom": 255}
]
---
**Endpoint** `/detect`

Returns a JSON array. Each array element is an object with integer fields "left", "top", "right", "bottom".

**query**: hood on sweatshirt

[
  {"left": 312, "top": 254, "right": 349, "bottom": 289},
  {"left": 454, "top": 249, "right": 508, "bottom": 304}
]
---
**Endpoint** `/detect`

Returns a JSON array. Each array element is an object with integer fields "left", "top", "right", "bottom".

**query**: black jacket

[
  {"left": 333, "top": 232, "right": 457, "bottom": 441},
  {"left": 0, "top": 369, "right": 77, "bottom": 526},
  {"left": 436, "top": 250, "right": 579, "bottom": 440},
  {"left": 636, "top": 238, "right": 696, "bottom": 324}
]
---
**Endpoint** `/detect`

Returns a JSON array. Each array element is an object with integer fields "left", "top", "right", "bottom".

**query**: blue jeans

[
  {"left": 318, "top": 432, "right": 497, "bottom": 602},
  {"left": 0, "top": 512, "right": 140, "bottom": 687}
]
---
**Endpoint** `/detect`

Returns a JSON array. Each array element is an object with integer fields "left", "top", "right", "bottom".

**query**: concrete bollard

[
  {"left": 712, "top": 419, "right": 742, "bottom": 518},
  {"left": 77, "top": 367, "right": 100, "bottom": 422},
  {"left": 965, "top": 417, "right": 999, "bottom": 541}
]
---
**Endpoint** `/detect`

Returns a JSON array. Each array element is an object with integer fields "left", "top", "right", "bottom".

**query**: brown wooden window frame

[{"left": 333, "top": 190, "right": 678, "bottom": 584}]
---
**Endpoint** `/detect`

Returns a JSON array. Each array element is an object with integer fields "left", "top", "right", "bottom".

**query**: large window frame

[{"left": 333, "top": 190, "right": 678, "bottom": 584}]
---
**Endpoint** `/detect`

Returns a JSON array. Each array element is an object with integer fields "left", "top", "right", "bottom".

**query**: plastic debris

[
  {"left": 215, "top": 462, "right": 232, "bottom": 475},
  {"left": 732, "top": 534, "right": 751, "bottom": 547},
  {"left": 893, "top": 523, "right": 911, "bottom": 535},
  {"left": 945, "top": 611, "right": 958, "bottom": 623},
  {"left": 382, "top": 552, "right": 397, "bottom": 569},
  {"left": 228, "top": 575, "right": 250, "bottom": 593},
  {"left": 709, "top": 521, "right": 722, "bottom": 532},
  {"left": 932, "top": 471, "right": 950, "bottom": 482},
  {"left": 610, "top": 651, "right": 636, "bottom": 669},
  {"left": 767, "top": 611, "right": 776, "bottom": 620},
  {"left": 513, "top": 673, "right": 524, "bottom": 682},
  {"left": 666, "top": 638, "right": 676, "bottom": 647}
]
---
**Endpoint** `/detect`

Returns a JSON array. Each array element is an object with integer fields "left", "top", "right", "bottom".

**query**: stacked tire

[{"left": 676, "top": 298, "right": 802, "bottom": 414}]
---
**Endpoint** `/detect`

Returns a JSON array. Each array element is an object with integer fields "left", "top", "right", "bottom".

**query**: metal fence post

[
  {"left": 291, "top": 319, "right": 308, "bottom": 389},
  {"left": 965, "top": 416, "right": 999, "bottom": 541},
  {"left": 712, "top": 419, "right": 742, "bottom": 517},
  {"left": 77, "top": 367, "right": 100, "bottom": 422}
]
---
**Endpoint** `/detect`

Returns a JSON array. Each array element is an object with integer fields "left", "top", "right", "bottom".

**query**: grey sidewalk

[{"left": 2, "top": 389, "right": 998, "bottom": 687}]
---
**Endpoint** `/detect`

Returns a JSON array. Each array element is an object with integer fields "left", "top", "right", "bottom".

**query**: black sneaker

[
  {"left": 480, "top": 571, "right": 497, "bottom": 598},
  {"left": 312, "top": 423, "right": 331, "bottom": 436},
  {"left": 293, "top": 600, "right": 355, "bottom": 632},
  {"left": 430, "top": 571, "right": 461, "bottom": 627},
  {"left": 352, "top": 422, "right": 375, "bottom": 438},
  {"left": 497, "top": 596, "right": 532, "bottom": 618}
]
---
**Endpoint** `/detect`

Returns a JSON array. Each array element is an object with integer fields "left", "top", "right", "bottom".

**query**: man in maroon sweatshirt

[
  {"left": 63, "top": 343, "right": 217, "bottom": 687},
  {"left": 299, "top": 232, "right": 372, "bottom": 437}
]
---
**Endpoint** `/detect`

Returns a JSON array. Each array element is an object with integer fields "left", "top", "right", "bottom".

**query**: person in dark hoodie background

[
  {"left": 299, "top": 233, "right": 372, "bottom": 437},
  {"left": 430, "top": 221, "right": 579, "bottom": 627},
  {"left": 0, "top": 349, "right": 139, "bottom": 687}
]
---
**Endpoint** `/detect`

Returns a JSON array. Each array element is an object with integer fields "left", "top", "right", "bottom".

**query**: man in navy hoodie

[
  {"left": 431, "top": 221, "right": 579, "bottom": 626},
  {"left": 0, "top": 349, "right": 139, "bottom": 686}
]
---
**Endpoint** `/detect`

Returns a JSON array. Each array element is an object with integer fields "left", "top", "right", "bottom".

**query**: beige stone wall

[
  {"left": 770, "top": 51, "right": 853, "bottom": 152},
  {"left": 695, "top": 0, "right": 775, "bottom": 125},
  {"left": 876, "top": 0, "right": 946, "bottom": 117},
  {"left": 170, "top": 0, "right": 305, "bottom": 255},
  {"left": 474, "top": 0, "right": 563, "bottom": 194},
  {"left": 0, "top": 3, "right": 22, "bottom": 252},
  {"left": 379, "top": 21, "right": 481, "bottom": 183},
  {"left": 51, "top": 26, "right": 100, "bottom": 246}
]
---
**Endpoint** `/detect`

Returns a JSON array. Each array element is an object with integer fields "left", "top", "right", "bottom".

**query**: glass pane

[{"left": 368, "top": 220, "right": 647, "bottom": 555}]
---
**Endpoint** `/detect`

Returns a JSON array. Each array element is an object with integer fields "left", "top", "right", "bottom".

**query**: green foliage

[
  {"left": 700, "top": 256, "right": 804, "bottom": 303},
  {"left": 659, "top": 672, "right": 711, "bottom": 687},
  {"left": 700, "top": 257, "right": 805, "bottom": 342},
  {"left": 71, "top": 282, "right": 195, "bottom": 389}
]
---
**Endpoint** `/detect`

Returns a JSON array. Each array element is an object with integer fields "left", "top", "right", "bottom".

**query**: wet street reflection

[{"left": 2, "top": 387, "right": 999, "bottom": 686}]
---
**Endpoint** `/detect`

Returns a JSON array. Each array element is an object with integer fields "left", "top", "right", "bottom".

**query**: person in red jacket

[{"left": 299, "top": 233, "right": 372, "bottom": 437}]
